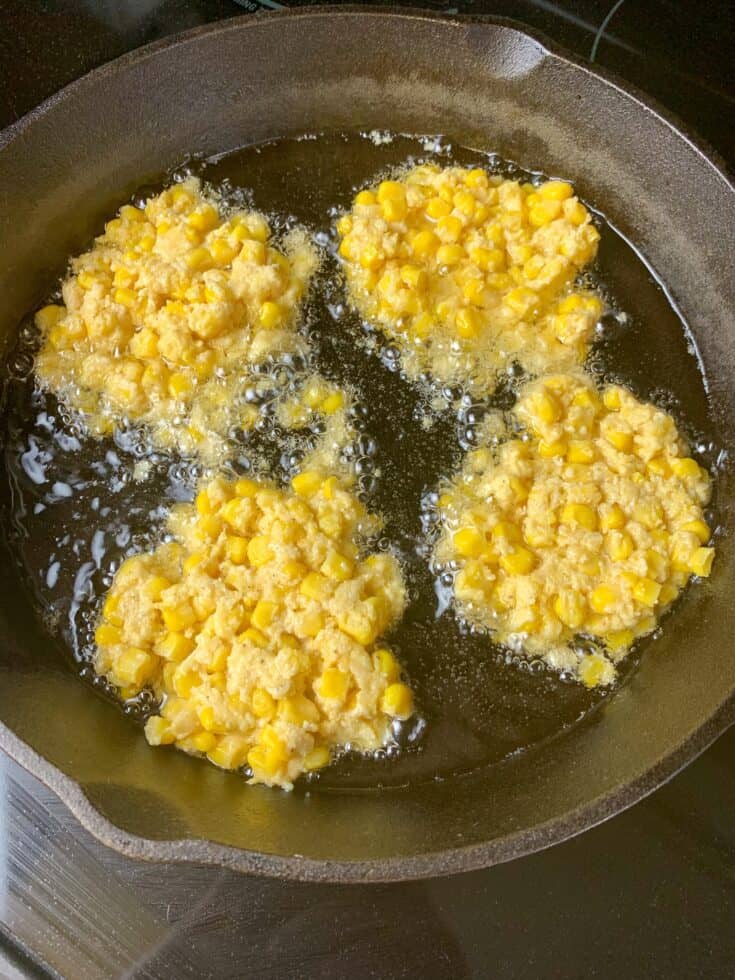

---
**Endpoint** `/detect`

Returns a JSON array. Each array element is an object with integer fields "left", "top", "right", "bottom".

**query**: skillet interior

[{"left": 0, "top": 8, "right": 732, "bottom": 881}]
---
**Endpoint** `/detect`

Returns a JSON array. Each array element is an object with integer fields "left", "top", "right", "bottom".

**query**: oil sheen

[{"left": 0, "top": 132, "right": 722, "bottom": 792}]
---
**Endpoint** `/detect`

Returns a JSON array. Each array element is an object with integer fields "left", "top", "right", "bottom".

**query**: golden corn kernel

[
  {"left": 681, "top": 519, "right": 710, "bottom": 543},
  {"left": 491, "top": 520, "right": 522, "bottom": 543},
  {"left": 336, "top": 236, "right": 354, "bottom": 262},
  {"left": 590, "top": 585, "right": 616, "bottom": 613},
  {"left": 300, "top": 609, "right": 325, "bottom": 637},
  {"left": 185, "top": 246, "right": 212, "bottom": 272},
  {"left": 95, "top": 622, "right": 122, "bottom": 647},
  {"left": 578, "top": 653, "right": 611, "bottom": 689},
  {"left": 528, "top": 198, "right": 562, "bottom": 226},
  {"left": 466, "top": 168, "right": 489, "bottom": 188},
  {"left": 461, "top": 278, "right": 485, "bottom": 306},
  {"left": 426, "top": 196, "right": 452, "bottom": 219},
  {"left": 455, "top": 307, "right": 482, "bottom": 339},
  {"left": 168, "top": 187, "right": 193, "bottom": 208},
  {"left": 143, "top": 575, "right": 170, "bottom": 601},
  {"left": 197, "top": 705, "right": 218, "bottom": 733},
  {"left": 436, "top": 214, "right": 463, "bottom": 243},
  {"left": 251, "top": 600, "right": 276, "bottom": 631},
  {"left": 689, "top": 547, "right": 714, "bottom": 577},
  {"left": 381, "top": 197, "right": 407, "bottom": 222},
  {"left": 239, "top": 238, "right": 267, "bottom": 263},
  {"left": 113, "top": 266, "right": 134, "bottom": 287},
  {"left": 209, "top": 735, "right": 250, "bottom": 770},
  {"left": 183, "top": 551, "right": 206, "bottom": 574},
  {"left": 196, "top": 514, "right": 221, "bottom": 541},
  {"left": 256, "top": 728, "right": 289, "bottom": 771},
  {"left": 377, "top": 180, "right": 405, "bottom": 204},
  {"left": 658, "top": 583, "right": 679, "bottom": 605},
  {"left": 115, "top": 647, "right": 157, "bottom": 688},
  {"left": 102, "top": 593, "right": 123, "bottom": 626},
  {"left": 279, "top": 694, "right": 320, "bottom": 726},
  {"left": 319, "top": 667, "right": 350, "bottom": 701},
  {"left": 409, "top": 229, "right": 439, "bottom": 257},
  {"left": 437, "top": 243, "right": 465, "bottom": 266},
  {"left": 187, "top": 205, "right": 219, "bottom": 232},
  {"left": 602, "top": 387, "right": 622, "bottom": 411},
  {"left": 336, "top": 215, "right": 352, "bottom": 237},
  {"left": 454, "top": 190, "right": 477, "bottom": 217},
  {"left": 168, "top": 373, "right": 194, "bottom": 400},
  {"left": 670, "top": 457, "right": 704, "bottom": 480},
  {"left": 162, "top": 602, "right": 196, "bottom": 632},
  {"left": 631, "top": 576, "right": 662, "bottom": 607},
  {"left": 605, "top": 530, "right": 634, "bottom": 562},
  {"left": 258, "top": 301, "right": 282, "bottom": 330},
  {"left": 381, "top": 682, "right": 414, "bottom": 719},
  {"left": 565, "top": 200, "right": 589, "bottom": 225},
  {"left": 374, "top": 648, "right": 400, "bottom": 682},
  {"left": 600, "top": 504, "right": 626, "bottom": 531},
  {"left": 113, "top": 286, "right": 136, "bottom": 307},
  {"left": 159, "top": 631, "right": 195, "bottom": 663},
  {"left": 553, "top": 591, "right": 586, "bottom": 629},
  {"left": 235, "top": 478, "right": 259, "bottom": 498},
  {"left": 247, "top": 536, "right": 273, "bottom": 567},
  {"left": 251, "top": 687, "right": 276, "bottom": 719},
  {"left": 606, "top": 629, "right": 634, "bottom": 653},
  {"left": 570, "top": 386, "right": 600, "bottom": 410},
  {"left": 337, "top": 607, "right": 379, "bottom": 646},
  {"left": 567, "top": 441, "right": 596, "bottom": 464},
  {"left": 190, "top": 732, "right": 217, "bottom": 754},
  {"left": 216, "top": 530, "right": 244, "bottom": 564},
  {"left": 538, "top": 439, "right": 567, "bottom": 458},
  {"left": 299, "top": 571, "right": 331, "bottom": 601},
  {"left": 632, "top": 500, "right": 664, "bottom": 530},
  {"left": 36, "top": 304, "right": 66, "bottom": 333},
  {"left": 560, "top": 503, "right": 597, "bottom": 532},
  {"left": 538, "top": 180, "right": 574, "bottom": 202},
  {"left": 453, "top": 527, "right": 485, "bottom": 558},
  {"left": 225, "top": 534, "right": 248, "bottom": 565},
  {"left": 646, "top": 456, "right": 669, "bottom": 477},
  {"left": 398, "top": 264, "right": 424, "bottom": 290},
  {"left": 606, "top": 429, "right": 633, "bottom": 453},
  {"left": 455, "top": 561, "right": 493, "bottom": 599},
  {"left": 240, "top": 626, "right": 268, "bottom": 649},
  {"left": 209, "top": 238, "right": 237, "bottom": 265},
  {"left": 76, "top": 270, "right": 96, "bottom": 290},
  {"left": 644, "top": 548, "right": 668, "bottom": 580},
  {"left": 499, "top": 547, "right": 536, "bottom": 575},
  {"left": 321, "top": 392, "right": 345, "bottom": 416},
  {"left": 303, "top": 746, "right": 330, "bottom": 771},
  {"left": 144, "top": 716, "right": 175, "bottom": 746},
  {"left": 320, "top": 550, "right": 354, "bottom": 582},
  {"left": 471, "top": 246, "right": 505, "bottom": 272},
  {"left": 291, "top": 471, "right": 322, "bottom": 497},
  {"left": 245, "top": 746, "right": 271, "bottom": 776}
]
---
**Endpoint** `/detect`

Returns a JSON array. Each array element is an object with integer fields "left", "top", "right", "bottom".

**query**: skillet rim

[{"left": 0, "top": 5, "right": 733, "bottom": 883}]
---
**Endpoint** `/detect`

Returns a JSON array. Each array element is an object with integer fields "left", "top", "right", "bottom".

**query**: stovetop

[{"left": 0, "top": 2, "right": 733, "bottom": 978}]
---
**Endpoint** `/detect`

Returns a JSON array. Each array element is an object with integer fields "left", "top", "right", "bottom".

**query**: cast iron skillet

[{"left": 0, "top": 8, "right": 733, "bottom": 883}]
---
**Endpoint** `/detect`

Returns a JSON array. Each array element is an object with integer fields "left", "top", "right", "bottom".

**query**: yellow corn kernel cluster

[
  {"left": 34, "top": 178, "right": 318, "bottom": 454},
  {"left": 436, "top": 372, "right": 714, "bottom": 687},
  {"left": 277, "top": 375, "right": 347, "bottom": 430},
  {"left": 93, "top": 472, "right": 413, "bottom": 789},
  {"left": 337, "top": 164, "right": 602, "bottom": 393}
]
